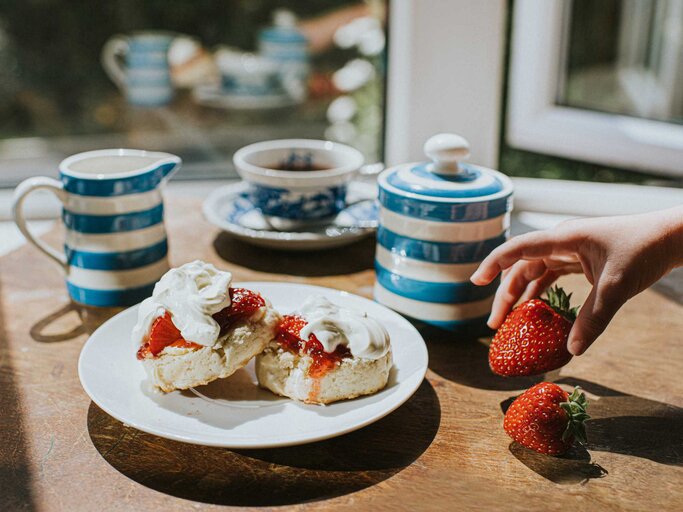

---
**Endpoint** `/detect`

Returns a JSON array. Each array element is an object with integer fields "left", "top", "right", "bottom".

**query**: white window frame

[
  {"left": 506, "top": 0, "right": 683, "bottom": 177},
  {"left": 384, "top": 0, "right": 507, "bottom": 169}
]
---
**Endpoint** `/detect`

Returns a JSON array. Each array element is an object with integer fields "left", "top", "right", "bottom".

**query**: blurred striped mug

[
  {"left": 12, "top": 149, "right": 181, "bottom": 307},
  {"left": 101, "top": 32, "right": 175, "bottom": 106}
]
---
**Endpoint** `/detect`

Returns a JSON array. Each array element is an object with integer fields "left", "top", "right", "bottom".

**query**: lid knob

[{"left": 424, "top": 133, "right": 470, "bottom": 175}]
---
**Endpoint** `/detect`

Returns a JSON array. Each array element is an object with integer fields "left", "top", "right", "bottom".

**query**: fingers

[
  {"left": 471, "top": 231, "right": 573, "bottom": 285},
  {"left": 567, "top": 274, "right": 626, "bottom": 356},
  {"left": 518, "top": 269, "right": 561, "bottom": 303},
  {"left": 488, "top": 260, "right": 548, "bottom": 328}
]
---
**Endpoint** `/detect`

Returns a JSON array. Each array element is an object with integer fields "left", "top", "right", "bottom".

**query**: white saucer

[
  {"left": 192, "top": 84, "right": 298, "bottom": 110},
  {"left": 78, "top": 282, "right": 428, "bottom": 448},
  {"left": 203, "top": 181, "right": 379, "bottom": 251}
]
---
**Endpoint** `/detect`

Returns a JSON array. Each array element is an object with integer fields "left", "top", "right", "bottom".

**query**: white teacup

[{"left": 233, "top": 139, "right": 365, "bottom": 229}]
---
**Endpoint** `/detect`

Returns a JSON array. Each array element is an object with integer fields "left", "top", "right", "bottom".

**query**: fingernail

[{"left": 568, "top": 340, "right": 583, "bottom": 356}]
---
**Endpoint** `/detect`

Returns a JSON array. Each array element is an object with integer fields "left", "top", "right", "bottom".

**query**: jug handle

[
  {"left": 101, "top": 35, "right": 128, "bottom": 92},
  {"left": 12, "top": 177, "right": 68, "bottom": 272}
]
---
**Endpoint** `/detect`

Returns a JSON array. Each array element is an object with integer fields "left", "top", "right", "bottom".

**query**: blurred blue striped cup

[
  {"left": 12, "top": 149, "right": 181, "bottom": 307},
  {"left": 101, "top": 32, "right": 175, "bottom": 106}
]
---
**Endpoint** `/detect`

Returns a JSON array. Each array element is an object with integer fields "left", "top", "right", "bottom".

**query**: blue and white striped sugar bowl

[{"left": 374, "top": 133, "right": 513, "bottom": 331}]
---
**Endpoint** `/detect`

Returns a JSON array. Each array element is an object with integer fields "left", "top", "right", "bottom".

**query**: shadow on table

[
  {"left": 418, "top": 323, "right": 550, "bottom": 391},
  {"left": 29, "top": 302, "right": 121, "bottom": 343},
  {"left": 0, "top": 276, "right": 36, "bottom": 510},
  {"left": 501, "top": 377, "right": 683, "bottom": 484},
  {"left": 213, "top": 232, "right": 375, "bottom": 276},
  {"left": 87, "top": 379, "right": 440, "bottom": 506}
]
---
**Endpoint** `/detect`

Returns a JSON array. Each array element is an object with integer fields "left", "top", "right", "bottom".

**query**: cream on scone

[
  {"left": 255, "top": 296, "right": 392, "bottom": 404},
  {"left": 133, "top": 260, "right": 280, "bottom": 392}
]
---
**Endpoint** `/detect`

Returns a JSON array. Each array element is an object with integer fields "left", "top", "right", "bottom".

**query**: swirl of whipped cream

[
  {"left": 298, "top": 296, "right": 390, "bottom": 360},
  {"left": 132, "top": 260, "right": 232, "bottom": 348}
]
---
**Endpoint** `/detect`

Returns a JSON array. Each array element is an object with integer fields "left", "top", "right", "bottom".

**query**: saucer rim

[{"left": 202, "top": 181, "right": 377, "bottom": 246}]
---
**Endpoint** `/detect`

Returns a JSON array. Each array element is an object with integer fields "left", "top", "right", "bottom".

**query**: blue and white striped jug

[
  {"left": 12, "top": 149, "right": 180, "bottom": 307},
  {"left": 374, "top": 133, "right": 513, "bottom": 331}
]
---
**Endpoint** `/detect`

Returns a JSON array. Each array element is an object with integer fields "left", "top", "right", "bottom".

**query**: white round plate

[
  {"left": 203, "top": 181, "right": 378, "bottom": 251},
  {"left": 78, "top": 282, "right": 428, "bottom": 448}
]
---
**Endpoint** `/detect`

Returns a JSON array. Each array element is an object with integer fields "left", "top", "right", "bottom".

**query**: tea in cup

[{"left": 232, "top": 139, "right": 365, "bottom": 228}]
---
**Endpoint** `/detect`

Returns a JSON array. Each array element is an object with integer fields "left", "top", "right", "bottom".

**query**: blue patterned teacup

[
  {"left": 233, "top": 139, "right": 365, "bottom": 229},
  {"left": 12, "top": 150, "right": 181, "bottom": 307}
]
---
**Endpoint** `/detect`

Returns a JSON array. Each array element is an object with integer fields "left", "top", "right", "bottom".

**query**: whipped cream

[
  {"left": 297, "top": 296, "right": 390, "bottom": 360},
  {"left": 132, "top": 260, "right": 232, "bottom": 348}
]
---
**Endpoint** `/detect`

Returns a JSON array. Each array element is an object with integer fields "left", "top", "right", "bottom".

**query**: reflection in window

[
  {"left": 560, "top": 0, "right": 682, "bottom": 124},
  {"left": 0, "top": 1, "right": 386, "bottom": 185}
]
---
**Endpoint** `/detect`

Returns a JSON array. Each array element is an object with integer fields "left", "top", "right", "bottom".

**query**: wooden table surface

[{"left": 1, "top": 194, "right": 682, "bottom": 512}]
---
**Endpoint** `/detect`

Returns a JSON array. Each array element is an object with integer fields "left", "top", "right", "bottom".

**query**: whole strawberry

[
  {"left": 504, "top": 382, "right": 589, "bottom": 456},
  {"left": 489, "top": 286, "right": 579, "bottom": 376}
]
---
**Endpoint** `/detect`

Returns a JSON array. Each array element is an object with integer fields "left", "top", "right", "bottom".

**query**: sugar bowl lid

[{"left": 378, "top": 133, "right": 513, "bottom": 203}]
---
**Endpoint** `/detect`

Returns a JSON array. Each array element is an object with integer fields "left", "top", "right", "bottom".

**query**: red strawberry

[
  {"left": 145, "top": 312, "right": 183, "bottom": 357},
  {"left": 489, "top": 286, "right": 579, "bottom": 376},
  {"left": 504, "top": 382, "right": 589, "bottom": 456},
  {"left": 137, "top": 312, "right": 201, "bottom": 359}
]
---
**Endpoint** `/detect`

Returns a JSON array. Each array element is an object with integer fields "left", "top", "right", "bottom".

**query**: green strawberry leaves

[
  {"left": 560, "top": 386, "right": 590, "bottom": 445},
  {"left": 544, "top": 285, "right": 580, "bottom": 322}
]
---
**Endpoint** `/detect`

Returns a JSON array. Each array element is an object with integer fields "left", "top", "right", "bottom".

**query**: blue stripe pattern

[
  {"left": 58, "top": 152, "right": 179, "bottom": 307},
  {"left": 420, "top": 315, "right": 491, "bottom": 333},
  {"left": 66, "top": 239, "right": 167, "bottom": 270},
  {"left": 62, "top": 204, "right": 163, "bottom": 234},
  {"left": 388, "top": 163, "right": 505, "bottom": 197},
  {"left": 375, "top": 262, "right": 499, "bottom": 304},
  {"left": 377, "top": 227, "right": 507, "bottom": 264},
  {"left": 60, "top": 161, "right": 176, "bottom": 196},
  {"left": 67, "top": 282, "right": 156, "bottom": 307},
  {"left": 260, "top": 28, "right": 307, "bottom": 44},
  {"left": 375, "top": 155, "right": 513, "bottom": 326},
  {"left": 379, "top": 187, "right": 512, "bottom": 222}
]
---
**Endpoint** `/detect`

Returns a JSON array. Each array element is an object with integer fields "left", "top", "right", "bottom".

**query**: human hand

[{"left": 470, "top": 207, "right": 683, "bottom": 356}]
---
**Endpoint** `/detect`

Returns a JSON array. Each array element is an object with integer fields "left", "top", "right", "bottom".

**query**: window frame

[
  {"left": 384, "top": 0, "right": 507, "bottom": 169},
  {"left": 506, "top": 0, "right": 683, "bottom": 177}
]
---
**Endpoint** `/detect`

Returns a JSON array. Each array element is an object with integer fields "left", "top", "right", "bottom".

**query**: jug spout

[
  {"left": 58, "top": 149, "right": 182, "bottom": 196},
  {"left": 155, "top": 154, "right": 182, "bottom": 180}
]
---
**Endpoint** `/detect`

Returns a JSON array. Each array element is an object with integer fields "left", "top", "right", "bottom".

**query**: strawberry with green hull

[
  {"left": 504, "top": 382, "right": 590, "bottom": 456},
  {"left": 489, "top": 286, "right": 580, "bottom": 376}
]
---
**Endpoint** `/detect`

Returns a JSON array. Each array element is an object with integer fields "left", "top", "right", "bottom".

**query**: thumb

[{"left": 567, "top": 276, "right": 626, "bottom": 356}]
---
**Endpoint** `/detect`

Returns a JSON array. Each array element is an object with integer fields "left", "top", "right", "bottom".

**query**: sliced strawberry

[{"left": 147, "top": 312, "right": 184, "bottom": 356}]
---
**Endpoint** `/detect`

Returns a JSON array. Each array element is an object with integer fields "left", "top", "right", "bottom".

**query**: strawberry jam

[
  {"left": 212, "top": 288, "right": 265, "bottom": 335},
  {"left": 275, "top": 315, "right": 351, "bottom": 378},
  {"left": 136, "top": 288, "right": 265, "bottom": 359}
]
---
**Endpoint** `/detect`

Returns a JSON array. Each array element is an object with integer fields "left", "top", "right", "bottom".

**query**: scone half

[
  {"left": 256, "top": 343, "right": 392, "bottom": 405},
  {"left": 142, "top": 305, "right": 279, "bottom": 392}
]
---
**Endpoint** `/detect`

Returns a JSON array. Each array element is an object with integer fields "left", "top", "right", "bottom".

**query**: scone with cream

[
  {"left": 255, "top": 296, "right": 392, "bottom": 404},
  {"left": 133, "top": 260, "right": 280, "bottom": 392}
]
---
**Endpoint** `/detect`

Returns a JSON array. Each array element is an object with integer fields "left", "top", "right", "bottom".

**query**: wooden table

[{"left": 2, "top": 194, "right": 682, "bottom": 511}]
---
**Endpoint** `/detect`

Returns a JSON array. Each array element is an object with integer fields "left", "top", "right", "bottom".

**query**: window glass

[
  {"left": 0, "top": 1, "right": 387, "bottom": 186},
  {"left": 559, "top": 0, "right": 682, "bottom": 124},
  {"left": 503, "top": 0, "right": 681, "bottom": 184}
]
